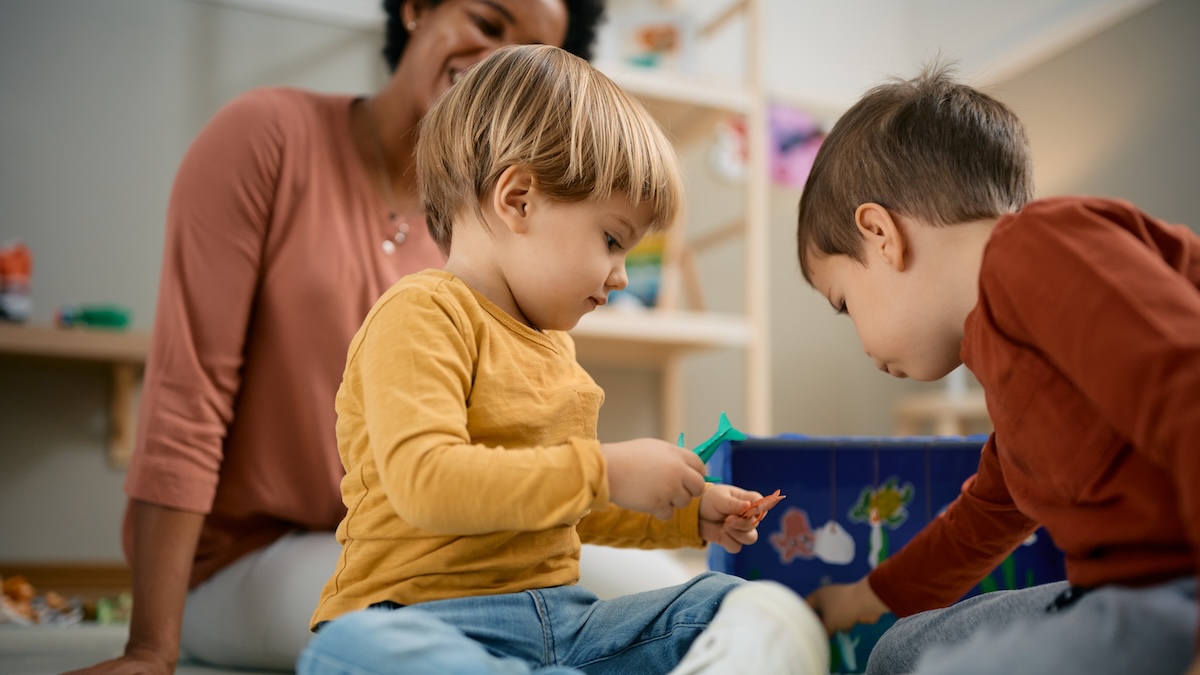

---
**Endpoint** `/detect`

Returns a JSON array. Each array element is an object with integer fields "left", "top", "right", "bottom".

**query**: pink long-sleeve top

[
  {"left": 869, "top": 197, "right": 1200, "bottom": 628},
  {"left": 123, "top": 88, "right": 444, "bottom": 587}
]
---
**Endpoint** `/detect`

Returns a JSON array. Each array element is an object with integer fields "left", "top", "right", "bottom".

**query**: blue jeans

[{"left": 298, "top": 571, "right": 743, "bottom": 674}]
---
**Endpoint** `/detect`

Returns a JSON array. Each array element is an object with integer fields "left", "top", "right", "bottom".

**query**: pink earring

[{"left": 406, "top": 21, "right": 417, "bottom": 31}]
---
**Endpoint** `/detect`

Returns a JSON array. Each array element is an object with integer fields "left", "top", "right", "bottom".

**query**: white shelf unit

[{"left": 573, "top": 0, "right": 771, "bottom": 439}]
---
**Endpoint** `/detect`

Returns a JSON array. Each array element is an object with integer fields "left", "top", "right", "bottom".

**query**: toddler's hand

[
  {"left": 602, "top": 439, "right": 707, "bottom": 520},
  {"left": 699, "top": 484, "right": 762, "bottom": 553}
]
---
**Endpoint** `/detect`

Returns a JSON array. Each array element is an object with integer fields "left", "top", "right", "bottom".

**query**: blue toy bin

[{"left": 707, "top": 435, "right": 1066, "bottom": 674}]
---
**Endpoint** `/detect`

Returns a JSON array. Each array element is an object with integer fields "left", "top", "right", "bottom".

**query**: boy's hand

[
  {"left": 806, "top": 577, "right": 891, "bottom": 635},
  {"left": 602, "top": 439, "right": 707, "bottom": 520},
  {"left": 699, "top": 484, "right": 763, "bottom": 553}
]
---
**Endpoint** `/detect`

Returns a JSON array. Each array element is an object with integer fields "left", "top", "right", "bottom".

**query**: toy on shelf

[
  {"left": 0, "top": 574, "right": 82, "bottom": 626},
  {"left": 610, "top": 232, "right": 667, "bottom": 309},
  {"left": 56, "top": 303, "right": 132, "bottom": 330},
  {"left": 0, "top": 240, "right": 33, "bottom": 323}
]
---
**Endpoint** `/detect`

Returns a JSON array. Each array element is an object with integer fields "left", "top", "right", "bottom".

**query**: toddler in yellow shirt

[{"left": 298, "top": 44, "right": 827, "bottom": 675}]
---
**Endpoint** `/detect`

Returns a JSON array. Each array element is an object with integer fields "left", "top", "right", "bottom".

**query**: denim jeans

[{"left": 298, "top": 571, "right": 743, "bottom": 675}]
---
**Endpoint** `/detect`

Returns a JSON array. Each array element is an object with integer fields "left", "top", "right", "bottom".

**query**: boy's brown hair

[
  {"left": 416, "top": 44, "right": 683, "bottom": 256},
  {"left": 796, "top": 62, "right": 1035, "bottom": 282}
]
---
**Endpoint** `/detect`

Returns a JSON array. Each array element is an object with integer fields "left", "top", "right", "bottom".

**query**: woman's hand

[{"left": 61, "top": 647, "right": 174, "bottom": 675}]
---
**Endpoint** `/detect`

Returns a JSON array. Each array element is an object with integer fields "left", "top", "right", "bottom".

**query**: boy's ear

[
  {"left": 854, "top": 203, "right": 907, "bottom": 272},
  {"left": 491, "top": 165, "right": 534, "bottom": 235}
]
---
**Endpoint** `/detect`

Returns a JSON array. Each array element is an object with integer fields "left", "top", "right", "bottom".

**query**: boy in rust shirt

[{"left": 799, "top": 63, "right": 1198, "bottom": 675}]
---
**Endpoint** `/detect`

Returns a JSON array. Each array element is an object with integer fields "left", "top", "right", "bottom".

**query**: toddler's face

[
  {"left": 505, "top": 194, "right": 653, "bottom": 332},
  {"left": 806, "top": 250, "right": 963, "bottom": 382}
]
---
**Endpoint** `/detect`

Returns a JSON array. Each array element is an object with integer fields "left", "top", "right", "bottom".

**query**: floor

[{"left": 0, "top": 623, "right": 278, "bottom": 674}]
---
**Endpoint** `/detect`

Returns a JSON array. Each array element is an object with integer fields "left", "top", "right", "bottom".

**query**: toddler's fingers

[
  {"left": 726, "top": 486, "right": 764, "bottom": 503},
  {"left": 723, "top": 523, "right": 759, "bottom": 546},
  {"left": 682, "top": 466, "right": 707, "bottom": 497},
  {"left": 724, "top": 513, "right": 757, "bottom": 532},
  {"left": 679, "top": 448, "right": 707, "bottom": 475},
  {"left": 708, "top": 489, "right": 752, "bottom": 517}
]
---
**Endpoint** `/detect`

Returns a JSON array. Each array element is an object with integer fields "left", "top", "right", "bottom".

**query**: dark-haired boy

[{"left": 798, "top": 64, "right": 1199, "bottom": 675}]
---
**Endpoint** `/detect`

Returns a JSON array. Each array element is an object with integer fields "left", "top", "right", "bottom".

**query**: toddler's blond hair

[{"left": 416, "top": 44, "right": 683, "bottom": 255}]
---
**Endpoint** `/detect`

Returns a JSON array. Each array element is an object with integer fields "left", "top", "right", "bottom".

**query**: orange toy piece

[
  {"left": 739, "top": 489, "right": 785, "bottom": 526},
  {"left": 1, "top": 575, "right": 36, "bottom": 622}
]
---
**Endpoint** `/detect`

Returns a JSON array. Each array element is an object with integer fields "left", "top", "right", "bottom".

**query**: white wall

[
  {"left": 908, "top": 0, "right": 1158, "bottom": 85},
  {"left": 997, "top": 0, "right": 1200, "bottom": 224}
]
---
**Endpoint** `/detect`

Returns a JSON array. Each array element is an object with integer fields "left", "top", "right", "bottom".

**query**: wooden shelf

[
  {"left": 602, "top": 67, "right": 752, "bottom": 145},
  {"left": 603, "top": 67, "right": 752, "bottom": 112},
  {"left": 894, "top": 391, "right": 991, "bottom": 437},
  {"left": 572, "top": 309, "right": 753, "bottom": 438},
  {"left": 0, "top": 323, "right": 149, "bottom": 363},
  {"left": 0, "top": 323, "right": 149, "bottom": 467},
  {"left": 572, "top": 309, "right": 751, "bottom": 367},
  {"left": 581, "top": 0, "right": 771, "bottom": 439}
]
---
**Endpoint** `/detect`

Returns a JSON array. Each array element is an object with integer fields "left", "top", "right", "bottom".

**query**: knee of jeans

[
  {"left": 307, "top": 608, "right": 437, "bottom": 661},
  {"left": 690, "top": 570, "right": 744, "bottom": 594}
]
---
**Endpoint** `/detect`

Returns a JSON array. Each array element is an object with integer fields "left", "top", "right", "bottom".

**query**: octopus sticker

[{"left": 769, "top": 507, "right": 817, "bottom": 563}]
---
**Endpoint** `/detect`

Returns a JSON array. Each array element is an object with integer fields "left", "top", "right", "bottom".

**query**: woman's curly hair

[{"left": 382, "top": 0, "right": 606, "bottom": 71}]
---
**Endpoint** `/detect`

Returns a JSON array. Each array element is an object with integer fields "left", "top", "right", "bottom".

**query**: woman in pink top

[{"left": 68, "top": 2, "right": 609, "bottom": 673}]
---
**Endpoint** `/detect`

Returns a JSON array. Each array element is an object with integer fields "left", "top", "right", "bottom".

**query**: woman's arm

[
  {"left": 74, "top": 90, "right": 290, "bottom": 673},
  {"left": 64, "top": 500, "right": 203, "bottom": 675}
]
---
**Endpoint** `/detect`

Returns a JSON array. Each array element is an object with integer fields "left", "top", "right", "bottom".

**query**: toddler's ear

[
  {"left": 854, "top": 203, "right": 907, "bottom": 272},
  {"left": 492, "top": 165, "right": 534, "bottom": 234}
]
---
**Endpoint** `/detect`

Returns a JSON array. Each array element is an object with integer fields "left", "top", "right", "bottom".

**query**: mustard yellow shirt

[{"left": 311, "top": 269, "right": 703, "bottom": 626}]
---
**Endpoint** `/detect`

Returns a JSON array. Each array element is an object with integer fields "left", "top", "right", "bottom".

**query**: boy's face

[
  {"left": 806, "top": 250, "right": 964, "bottom": 382},
  {"left": 505, "top": 194, "right": 652, "bottom": 331}
]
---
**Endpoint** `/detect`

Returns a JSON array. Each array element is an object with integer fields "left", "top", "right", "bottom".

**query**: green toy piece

[
  {"left": 692, "top": 411, "right": 747, "bottom": 463},
  {"left": 678, "top": 412, "right": 747, "bottom": 482}
]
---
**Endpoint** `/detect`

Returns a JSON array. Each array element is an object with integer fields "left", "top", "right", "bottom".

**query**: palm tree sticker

[{"left": 848, "top": 477, "right": 914, "bottom": 569}]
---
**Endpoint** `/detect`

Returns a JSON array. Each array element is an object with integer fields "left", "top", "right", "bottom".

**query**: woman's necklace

[{"left": 363, "top": 102, "right": 412, "bottom": 255}]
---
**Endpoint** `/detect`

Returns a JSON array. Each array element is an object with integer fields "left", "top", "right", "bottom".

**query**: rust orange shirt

[
  {"left": 869, "top": 197, "right": 1200, "bottom": 619},
  {"left": 123, "top": 88, "right": 444, "bottom": 587}
]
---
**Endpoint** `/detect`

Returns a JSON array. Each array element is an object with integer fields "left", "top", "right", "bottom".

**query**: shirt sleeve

[
  {"left": 124, "top": 90, "right": 285, "bottom": 513},
  {"left": 868, "top": 434, "right": 1039, "bottom": 616},
  {"left": 576, "top": 500, "right": 705, "bottom": 549},
  {"left": 979, "top": 200, "right": 1200, "bottom": 622},
  {"left": 353, "top": 287, "right": 610, "bottom": 535}
]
